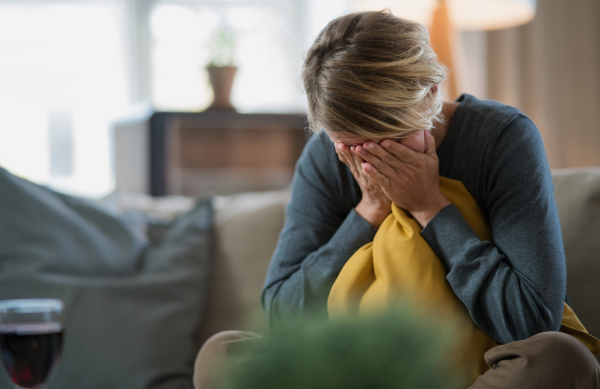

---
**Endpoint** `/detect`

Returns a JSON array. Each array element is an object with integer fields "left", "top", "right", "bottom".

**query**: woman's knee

[
  {"left": 527, "top": 331, "right": 599, "bottom": 385},
  {"left": 194, "top": 331, "right": 262, "bottom": 389},
  {"left": 474, "top": 332, "right": 599, "bottom": 389},
  {"left": 531, "top": 332, "right": 597, "bottom": 365}
]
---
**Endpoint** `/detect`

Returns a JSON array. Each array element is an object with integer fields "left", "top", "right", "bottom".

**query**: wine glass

[{"left": 0, "top": 299, "right": 64, "bottom": 389}]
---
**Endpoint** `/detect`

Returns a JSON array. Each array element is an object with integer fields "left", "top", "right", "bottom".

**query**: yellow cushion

[{"left": 328, "top": 177, "right": 600, "bottom": 381}]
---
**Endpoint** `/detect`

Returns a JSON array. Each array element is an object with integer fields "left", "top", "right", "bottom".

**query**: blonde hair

[{"left": 302, "top": 10, "right": 447, "bottom": 138}]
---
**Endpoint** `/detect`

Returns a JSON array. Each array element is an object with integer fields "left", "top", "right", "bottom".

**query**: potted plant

[{"left": 206, "top": 25, "right": 237, "bottom": 111}]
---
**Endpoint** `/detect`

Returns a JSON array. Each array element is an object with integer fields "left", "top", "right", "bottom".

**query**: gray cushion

[
  {"left": 552, "top": 168, "right": 600, "bottom": 339},
  {"left": 0, "top": 168, "right": 147, "bottom": 276},
  {"left": 0, "top": 167, "right": 214, "bottom": 388}
]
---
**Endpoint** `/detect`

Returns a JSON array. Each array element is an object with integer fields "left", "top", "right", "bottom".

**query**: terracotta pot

[{"left": 206, "top": 66, "right": 237, "bottom": 111}]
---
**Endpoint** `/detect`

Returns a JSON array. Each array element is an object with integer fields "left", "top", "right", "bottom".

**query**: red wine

[{"left": 0, "top": 323, "right": 63, "bottom": 388}]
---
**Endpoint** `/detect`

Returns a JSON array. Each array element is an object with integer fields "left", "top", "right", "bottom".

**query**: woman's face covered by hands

[
  {"left": 328, "top": 128, "right": 450, "bottom": 228},
  {"left": 326, "top": 130, "right": 428, "bottom": 227}
]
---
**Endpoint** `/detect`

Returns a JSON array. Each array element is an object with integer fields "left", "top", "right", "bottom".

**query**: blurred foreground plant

[{"left": 219, "top": 305, "right": 467, "bottom": 389}]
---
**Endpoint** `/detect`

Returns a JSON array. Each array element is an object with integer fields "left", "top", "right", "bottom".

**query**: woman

[{"left": 196, "top": 10, "right": 600, "bottom": 388}]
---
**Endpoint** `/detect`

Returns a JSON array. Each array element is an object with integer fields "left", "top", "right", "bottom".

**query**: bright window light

[
  {"left": 0, "top": 0, "right": 352, "bottom": 198},
  {"left": 150, "top": 1, "right": 305, "bottom": 113},
  {"left": 0, "top": 1, "right": 131, "bottom": 198}
]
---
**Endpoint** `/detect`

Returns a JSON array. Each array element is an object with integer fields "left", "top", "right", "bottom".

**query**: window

[
  {"left": 0, "top": 0, "right": 351, "bottom": 197},
  {"left": 149, "top": 0, "right": 306, "bottom": 112},
  {"left": 0, "top": 0, "right": 132, "bottom": 197}
]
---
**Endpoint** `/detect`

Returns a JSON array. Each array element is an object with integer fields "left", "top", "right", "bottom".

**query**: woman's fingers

[
  {"left": 361, "top": 142, "right": 400, "bottom": 166},
  {"left": 338, "top": 142, "right": 387, "bottom": 190},
  {"left": 336, "top": 143, "right": 353, "bottom": 167},
  {"left": 357, "top": 143, "right": 401, "bottom": 178},
  {"left": 338, "top": 140, "right": 408, "bottom": 189},
  {"left": 351, "top": 146, "right": 365, "bottom": 168},
  {"left": 362, "top": 162, "right": 391, "bottom": 190},
  {"left": 334, "top": 140, "right": 392, "bottom": 226},
  {"left": 336, "top": 143, "right": 362, "bottom": 178},
  {"left": 378, "top": 139, "right": 417, "bottom": 165}
]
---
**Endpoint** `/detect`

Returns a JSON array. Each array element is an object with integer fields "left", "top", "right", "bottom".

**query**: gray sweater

[{"left": 261, "top": 94, "right": 566, "bottom": 344}]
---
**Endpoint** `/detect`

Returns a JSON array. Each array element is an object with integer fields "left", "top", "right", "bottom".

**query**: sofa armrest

[{"left": 552, "top": 168, "right": 600, "bottom": 338}]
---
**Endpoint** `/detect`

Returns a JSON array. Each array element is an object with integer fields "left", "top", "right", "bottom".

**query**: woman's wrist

[
  {"left": 409, "top": 194, "right": 451, "bottom": 228},
  {"left": 355, "top": 200, "right": 391, "bottom": 228}
]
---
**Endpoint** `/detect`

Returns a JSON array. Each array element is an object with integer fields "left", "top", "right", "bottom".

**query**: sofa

[
  {"left": 0, "top": 167, "right": 598, "bottom": 388},
  {"left": 86, "top": 167, "right": 600, "bottom": 370},
  {"left": 195, "top": 168, "right": 600, "bottom": 343}
]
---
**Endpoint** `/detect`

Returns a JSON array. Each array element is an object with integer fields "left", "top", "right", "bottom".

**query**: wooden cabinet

[{"left": 113, "top": 110, "right": 308, "bottom": 196}]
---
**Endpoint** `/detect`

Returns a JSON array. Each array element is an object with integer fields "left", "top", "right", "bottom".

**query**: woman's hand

[
  {"left": 356, "top": 131, "right": 451, "bottom": 228},
  {"left": 335, "top": 142, "right": 391, "bottom": 227}
]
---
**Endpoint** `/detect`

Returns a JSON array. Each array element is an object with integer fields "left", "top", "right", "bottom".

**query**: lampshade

[{"left": 354, "top": 0, "right": 536, "bottom": 31}]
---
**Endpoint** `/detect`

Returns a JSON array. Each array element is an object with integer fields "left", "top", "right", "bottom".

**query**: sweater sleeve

[
  {"left": 261, "top": 134, "right": 377, "bottom": 330},
  {"left": 422, "top": 115, "right": 566, "bottom": 344}
]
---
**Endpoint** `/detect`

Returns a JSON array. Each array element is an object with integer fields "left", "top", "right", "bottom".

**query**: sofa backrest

[{"left": 203, "top": 168, "right": 600, "bottom": 342}]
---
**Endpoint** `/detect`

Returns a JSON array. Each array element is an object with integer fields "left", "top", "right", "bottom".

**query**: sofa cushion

[
  {"left": 0, "top": 167, "right": 214, "bottom": 389},
  {"left": 199, "top": 190, "right": 289, "bottom": 341},
  {"left": 0, "top": 169, "right": 147, "bottom": 277},
  {"left": 552, "top": 168, "right": 600, "bottom": 338}
]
